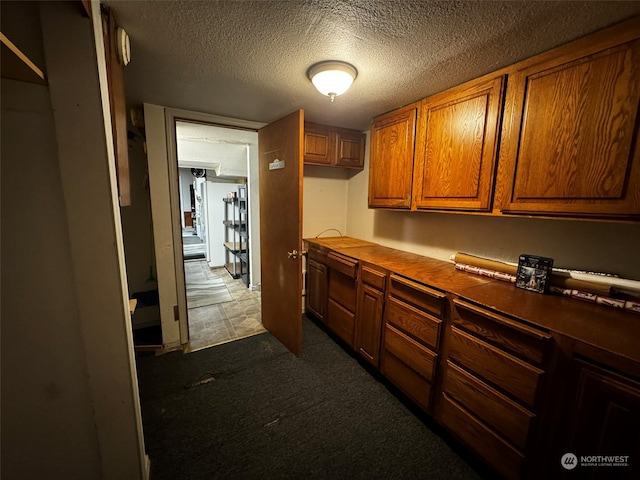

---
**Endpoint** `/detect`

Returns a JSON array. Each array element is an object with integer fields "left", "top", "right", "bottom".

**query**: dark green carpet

[{"left": 135, "top": 316, "right": 489, "bottom": 480}]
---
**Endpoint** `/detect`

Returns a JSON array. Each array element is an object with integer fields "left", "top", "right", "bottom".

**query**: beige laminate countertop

[{"left": 304, "top": 236, "right": 640, "bottom": 368}]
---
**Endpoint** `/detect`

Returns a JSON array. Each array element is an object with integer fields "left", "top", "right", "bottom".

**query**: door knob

[{"left": 287, "top": 249, "right": 307, "bottom": 259}]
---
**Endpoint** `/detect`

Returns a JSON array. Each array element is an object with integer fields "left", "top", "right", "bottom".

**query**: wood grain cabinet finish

[
  {"left": 354, "top": 264, "right": 387, "bottom": 368},
  {"left": 563, "top": 359, "right": 640, "bottom": 473},
  {"left": 326, "top": 253, "right": 358, "bottom": 347},
  {"left": 303, "top": 122, "right": 365, "bottom": 169},
  {"left": 305, "top": 238, "right": 640, "bottom": 479},
  {"left": 439, "top": 298, "right": 552, "bottom": 479},
  {"left": 381, "top": 275, "right": 445, "bottom": 412},
  {"left": 368, "top": 103, "right": 419, "bottom": 208},
  {"left": 335, "top": 128, "right": 365, "bottom": 168},
  {"left": 495, "top": 25, "right": 640, "bottom": 218},
  {"left": 102, "top": 7, "right": 131, "bottom": 206},
  {"left": 306, "top": 258, "right": 328, "bottom": 323},
  {"left": 413, "top": 74, "right": 505, "bottom": 212}
]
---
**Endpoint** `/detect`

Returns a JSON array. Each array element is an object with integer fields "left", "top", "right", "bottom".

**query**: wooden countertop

[{"left": 304, "top": 236, "right": 640, "bottom": 367}]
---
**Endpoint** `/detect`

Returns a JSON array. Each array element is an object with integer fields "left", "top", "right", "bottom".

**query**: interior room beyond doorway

[{"left": 175, "top": 121, "right": 261, "bottom": 351}]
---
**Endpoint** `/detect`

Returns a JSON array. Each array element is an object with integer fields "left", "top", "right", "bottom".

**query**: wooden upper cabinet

[
  {"left": 413, "top": 75, "right": 505, "bottom": 211},
  {"left": 495, "top": 21, "right": 640, "bottom": 218},
  {"left": 335, "top": 128, "right": 365, "bottom": 168},
  {"left": 303, "top": 122, "right": 364, "bottom": 169},
  {"left": 303, "top": 122, "right": 334, "bottom": 166},
  {"left": 368, "top": 103, "right": 418, "bottom": 208}
]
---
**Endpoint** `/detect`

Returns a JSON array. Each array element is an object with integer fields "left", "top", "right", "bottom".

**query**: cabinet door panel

[
  {"left": 368, "top": 104, "right": 418, "bottom": 208},
  {"left": 336, "top": 129, "right": 365, "bottom": 168},
  {"left": 303, "top": 122, "right": 333, "bottom": 165},
  {"left": 306, "top": 258, "right": 327, "bottom": 322},
  {"left": 414, "top": 75, "right": 504, "bottom": 211},
  {"left": 567, "top": 360, "right": 640, "bottom": 461},
  {"left": 497, "top": 38, "right": 640, "bottom": 217},
  {"left": 354, "top": 284, "right": 384, "bottom": 366}
]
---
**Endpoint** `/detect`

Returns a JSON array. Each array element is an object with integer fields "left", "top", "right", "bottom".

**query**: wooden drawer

[
  {"left": 361, "top": 264, "right": 386, "bottom": 291},
  {"left": 329, "top": 269, "right": 357, "bottom": 312},
  {"left": 384, "top": 324, "right": 437, "bottom": 381},
  {"left": 326, "top": 252, "right": 357, "bottom": 278},
  {"left": 453, "top": 299, "right": 550, "bottom": 367},
  {"left": 448, "top": 327, "right": 544, "bottom": 408},
  {"left": 389, "top": 274, "right": 445, "bottom": 318},
  {"left": 382, "top": 350, "right": 432, "bottom": 411},
  {"left": 440, "top": 394, "right": 524, "bottom": 480},
  {"left": 328, "top": 299, "right": 355, "bottom": 347},
  {"left": 385, "top": 296, "right": 441, "bottom": 350},
  {"left": 306, "top": 243, "right": 327, "bottom": 264},
  {"left": 443, "top": 361, "right": 535, "bottom": 451}
]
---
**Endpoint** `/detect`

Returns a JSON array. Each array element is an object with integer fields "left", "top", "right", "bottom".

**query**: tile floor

[{"left": 185, "top": 262, "right": 265, "bottom": 352}]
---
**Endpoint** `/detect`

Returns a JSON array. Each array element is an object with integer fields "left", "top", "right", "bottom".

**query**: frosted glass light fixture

[{"left": 307, "top": 61, "right": 358, "bottom": 102}]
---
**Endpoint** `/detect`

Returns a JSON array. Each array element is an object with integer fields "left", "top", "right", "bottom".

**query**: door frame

[{"left": 146, "top": 104, "right": 264, "bottom": 347}]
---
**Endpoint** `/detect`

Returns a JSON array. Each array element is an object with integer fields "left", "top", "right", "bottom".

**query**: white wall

[
  {"left": 347, "top": 132, "right": 640, "bottom": 280},
  {"left": 176, "top": 138, "right": 248, "bottom": 177},
  {"left": 302, "top": 165, "right": 350, "bottom": 239},
  {"left": 247, "top": 143, "right": 261, "bottom": 289}
]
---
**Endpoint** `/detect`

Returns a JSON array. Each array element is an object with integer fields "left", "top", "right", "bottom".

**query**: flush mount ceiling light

[{"left": 307, "top": 61, "right": 358, "bottom": 102}]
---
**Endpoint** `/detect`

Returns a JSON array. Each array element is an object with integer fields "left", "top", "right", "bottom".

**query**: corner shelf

[{"left": 1, "top": 32, "right": 47, "bottom": 85}]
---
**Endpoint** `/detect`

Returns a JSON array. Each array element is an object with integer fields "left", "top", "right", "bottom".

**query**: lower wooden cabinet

[
  {"left": 327, "top": 298, "right": 356, "bottom": 346},
  {"left": 381, "top": 275, "right": 444, "bottom": 413},
  {"left": 306, "top": 258, "right": 328, "bottom": 323},
  {"left": 437, "top": 299, "right": 551, "bottom": 479},
  {"left": 304, "top": 240, "right": 640, "bottom": 480},
  {"left": 440, "top": 393, "right": 526, "bottom": 478},
  {"left": 305, "top": 244, "right": 329, "bottom": 323},
  {"left": 326, "top": 252, "right": 358, "bottom": 347},
  {"left": 559, "top": 359, "right": 640, "bottom": 479}
]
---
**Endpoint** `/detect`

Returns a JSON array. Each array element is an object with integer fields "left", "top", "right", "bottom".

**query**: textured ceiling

[
  {"left": 175, "top": 121, "right": 257, "bottom": 173},
  {"left": 106, "top": 1, "right": 640, "bottom": 131}
]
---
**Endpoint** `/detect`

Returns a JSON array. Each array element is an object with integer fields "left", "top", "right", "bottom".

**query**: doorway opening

[{"left": 174, "top": 120, "right": 264, "bottom": 351}]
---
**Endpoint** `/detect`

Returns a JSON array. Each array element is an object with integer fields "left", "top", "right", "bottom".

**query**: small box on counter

[{"left": 516, "top": 254, "right": 554, "bottom": 294}]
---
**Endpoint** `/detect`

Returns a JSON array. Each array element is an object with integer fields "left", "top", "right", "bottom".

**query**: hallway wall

[{"left": 1, "top": 2, "right": 146, "bottom": 478}]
